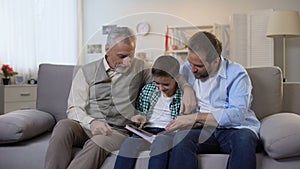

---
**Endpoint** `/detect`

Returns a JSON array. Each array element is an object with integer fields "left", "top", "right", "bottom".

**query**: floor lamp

[{"left": 266, "top": 10, "right": 300, "bottom": 82}]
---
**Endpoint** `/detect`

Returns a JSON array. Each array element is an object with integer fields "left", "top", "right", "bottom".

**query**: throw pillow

[
  {"left": 0, "top": 109, "right": 55, "bottom": 144},
  {"left": 260, "top": 113, "right": 300, "bottom": 159}
]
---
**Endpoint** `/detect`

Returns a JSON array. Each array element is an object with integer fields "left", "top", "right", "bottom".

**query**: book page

[{"left": 125, "top": 124, "right": 156, "bottom": 143}]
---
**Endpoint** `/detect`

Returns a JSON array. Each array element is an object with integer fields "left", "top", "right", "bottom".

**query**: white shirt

[
  {"left": 193, "top": 75, "right": 217, "bottom": 113},
  {"left": 147, "top": 92, "right": 174, "bottom": 128}
]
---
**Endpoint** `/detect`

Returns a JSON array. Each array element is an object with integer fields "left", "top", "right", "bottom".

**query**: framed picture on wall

[
  {"left": 87, "top": 44, "right": 102, "bottom": 54},
  {"left": 102, "top": 25, "right": 117, "bottom": 35}
]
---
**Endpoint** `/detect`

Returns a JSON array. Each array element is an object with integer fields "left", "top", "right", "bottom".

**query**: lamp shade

[{"left": 266, "top": 10, "right": 300, "bottom": 37}]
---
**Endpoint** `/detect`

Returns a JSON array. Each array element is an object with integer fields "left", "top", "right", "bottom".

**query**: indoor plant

[{"left": 1, "top": 64, "right": 18, "bottom": 85}]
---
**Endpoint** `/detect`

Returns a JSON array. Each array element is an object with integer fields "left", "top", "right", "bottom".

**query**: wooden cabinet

[{"left": 0, "top": 85, "right": 37, "bottom": 114}]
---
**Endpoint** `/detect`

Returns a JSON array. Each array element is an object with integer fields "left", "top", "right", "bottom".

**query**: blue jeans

[
  {"left": 169, "top": 127, "right": 259, "bottom": 169},
  {"left": 114, "top": 127, "right": 173, "bottom": 169}
]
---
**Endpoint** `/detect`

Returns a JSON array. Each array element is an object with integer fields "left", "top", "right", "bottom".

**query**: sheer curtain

[{"left": 0, "top": 0, "right": 78, "bottom": 80}]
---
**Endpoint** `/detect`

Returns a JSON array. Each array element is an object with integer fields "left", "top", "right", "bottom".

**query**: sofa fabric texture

[{"left": 1, "top": 64, "right": 300, "bottom": 169}]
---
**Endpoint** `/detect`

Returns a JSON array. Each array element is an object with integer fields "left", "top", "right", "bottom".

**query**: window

[{"left": 0, "top": 0, "right": 78, "bottom": 80}]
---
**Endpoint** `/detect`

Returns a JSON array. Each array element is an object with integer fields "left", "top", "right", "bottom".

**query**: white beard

[{"left": 115, "top": 64, "right": 130, "bottom": 73}]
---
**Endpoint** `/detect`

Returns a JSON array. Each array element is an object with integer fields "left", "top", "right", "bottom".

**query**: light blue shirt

[{"left": 180, "top": 56, "right": 260, "bottom": 136}]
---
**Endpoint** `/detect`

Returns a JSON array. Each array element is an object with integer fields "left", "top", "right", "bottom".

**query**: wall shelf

[{"left": 166, "top": 23, "right": 230, "bottom": 63}]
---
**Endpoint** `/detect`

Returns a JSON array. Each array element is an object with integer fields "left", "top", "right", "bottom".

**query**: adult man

[
  {"left": 166, "top": 31, "right": 261, "bottom": 169},
  {"left": 44, "top": 27, "right": 195, "bottom": 169}
]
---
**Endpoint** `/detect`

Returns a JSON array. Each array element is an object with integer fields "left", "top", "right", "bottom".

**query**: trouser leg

[
  {"left": 114, "top": 137, "right": 150, "bottom": 169},
  {"left": 169, "top": 130, "right": 201, "bottom": 169},
  {"left": 216, "top": 128, "right": 258, "bottom": 169},
  {"left": 148, "top": 134, "right": 173, "bottom": 169},
  {"left": 44, "top": 119, "right": 88, "bottom": 169},
  {"left": 67, "top": 130, "right": 128, "bottom": 169},
  {"left": 169, "top": 128, "right": 219, "bottom": 169}
]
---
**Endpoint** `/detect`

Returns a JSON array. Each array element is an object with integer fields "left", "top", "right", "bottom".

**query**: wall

[{"left": 83, "top": 0, "right": 300, "bottom": 81}]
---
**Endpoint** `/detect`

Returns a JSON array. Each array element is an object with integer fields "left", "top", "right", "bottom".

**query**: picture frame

[
  {"left": 87, "top": 44, "right": 102, "bottom": 54},
  {"left": 15, "top": 76, "right": 24, "bottom": 85},
  {"left": 102, "top": 25, "right": 117, "bottom": 35}
]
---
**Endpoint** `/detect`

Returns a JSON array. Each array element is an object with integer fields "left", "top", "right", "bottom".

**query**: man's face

[
  {"left": 106, "top": 37, "right": 135, "bottom": 73},
  {"left": 187, "top": 50, "right": 214, "bottom": 80},
  {"left": 153, "top": 75, "right": 177, "bottom": 97}
]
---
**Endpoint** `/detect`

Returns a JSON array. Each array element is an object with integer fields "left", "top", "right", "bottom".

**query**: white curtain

[{"left": 0, "top": 0, "right": 78, "bottom": 80}]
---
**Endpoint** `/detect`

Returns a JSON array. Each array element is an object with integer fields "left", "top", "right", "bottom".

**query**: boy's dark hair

[{"left": 151, "top": 55, "right": 180, "bottom": 78}]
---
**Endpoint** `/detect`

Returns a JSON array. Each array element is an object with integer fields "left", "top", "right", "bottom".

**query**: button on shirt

[{"left": 180, "top": 56, "right": 260, "bottom": 136}]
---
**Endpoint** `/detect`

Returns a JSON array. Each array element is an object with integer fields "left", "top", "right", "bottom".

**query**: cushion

[
  {"left": 246, "top": 67, "right": 282, "bottom": 120},
  {"left": 36, "top": 64, "right": 76, "bottom": 121},
  {"left": 0, "top": 109, "right": 55, "bottom": 144},
  {"left": 259, "top": 113, "right": 300, "bottom": 159}
]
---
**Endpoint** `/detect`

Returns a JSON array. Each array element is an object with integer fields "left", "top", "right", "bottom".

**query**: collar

[
  {"left": 215, "top": 56, "right": 227, "bottom": 79},
  {"left": 103, "top": 55, "right": 111, "bottom": 71}
]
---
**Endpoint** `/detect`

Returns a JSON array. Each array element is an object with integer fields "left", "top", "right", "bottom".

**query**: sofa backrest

[
  {"left": 36, "top": 64, "right": 76, "bottom": 122},
  {"left": 283, "top": 82, "right": 300, "bottom": 115},
  {"left": 246, "top": 66, "right": 283, "bottom": 120},
  {"left": 36, "top": 64, "right": 283, "bottom": 122}
]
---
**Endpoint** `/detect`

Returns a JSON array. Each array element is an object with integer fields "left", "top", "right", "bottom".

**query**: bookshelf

[{"left": 166, "top": 24, "right": 230, "bottom": 63}]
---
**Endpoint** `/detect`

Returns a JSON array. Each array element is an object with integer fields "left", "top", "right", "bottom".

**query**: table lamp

[{"left": 266, "top": 10, "right": 300, "bottom": 82}]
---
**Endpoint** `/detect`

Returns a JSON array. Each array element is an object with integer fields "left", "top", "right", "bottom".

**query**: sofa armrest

[
  {"left": 259, "top": 113, "right": 300, "bottom": 159},
  {"left": 0, "top": 109, "right": 55, "bottom": 144}
]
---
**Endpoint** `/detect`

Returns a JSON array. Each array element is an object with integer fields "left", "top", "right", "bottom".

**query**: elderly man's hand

[{"left": 90, "top": 120, "right": 112, "bottom": 136}]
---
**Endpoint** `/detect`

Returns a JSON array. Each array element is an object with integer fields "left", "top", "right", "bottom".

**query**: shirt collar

[
  {"left": 216, "top": 56, "right": 227, "bottom": 79},
  {"left": 103, "top": 55, "right": 111, "bottom": 71}
]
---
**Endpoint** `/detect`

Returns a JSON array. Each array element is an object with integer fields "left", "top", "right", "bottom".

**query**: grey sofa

[{"left": 1, "top": 63, "right": 300, "bottom": 169}]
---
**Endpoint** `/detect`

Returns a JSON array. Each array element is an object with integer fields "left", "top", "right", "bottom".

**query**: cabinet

[
  {"left": 166, "top": 24, "right": 230, "bottom": 63},
  {"left": 0, "top": 85, "right": 37, "bottom": 114}
]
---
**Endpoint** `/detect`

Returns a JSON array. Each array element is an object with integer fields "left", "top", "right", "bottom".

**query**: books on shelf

[{"left": 125, "top": 124, "right": 156, "bottom": 143}]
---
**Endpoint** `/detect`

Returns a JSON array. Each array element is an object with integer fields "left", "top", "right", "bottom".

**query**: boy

[{"left": 114, "top": 55, "right": 182, "bottom": 169}]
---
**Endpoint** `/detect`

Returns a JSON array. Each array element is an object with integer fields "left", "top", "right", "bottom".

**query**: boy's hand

[{"left": 131, "top": 115, "right": 147, "bottom": 127}]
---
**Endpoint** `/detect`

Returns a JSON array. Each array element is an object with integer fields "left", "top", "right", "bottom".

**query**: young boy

[{"left": 114, "top": 55, "right": 182, "bottom": 169}]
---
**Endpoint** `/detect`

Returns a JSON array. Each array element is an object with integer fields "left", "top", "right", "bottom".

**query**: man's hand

[
  {"left": 131, "top": 115, "right": 146, "bottom": 127},
  {"left": 180, "top": 85, "right": 196, "bottom": 114},
  {"left": 90, "top": 120, "right": 112, "bottom": 136},
  {"left": 165, "top": 114, "right": 197, "bottom": 132}
]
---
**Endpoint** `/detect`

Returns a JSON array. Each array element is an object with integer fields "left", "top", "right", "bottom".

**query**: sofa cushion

[
  {"left": 36, "top": 64, "right": 76, "bottom": 122},
  {"left": 0, "top": 109, "right": 55, "bottom": 144},
  {"left": 246, "top": 67, "right": 282, "bottom": 120},
  {"left": 259, "top": 113, "right": 300, "bottom": 159}
]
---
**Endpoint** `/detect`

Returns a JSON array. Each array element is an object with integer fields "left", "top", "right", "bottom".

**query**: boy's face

[{"left": 153, "top": 75, "right": 177, "bottom": 97}]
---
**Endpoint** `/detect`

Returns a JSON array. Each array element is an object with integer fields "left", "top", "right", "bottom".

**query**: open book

[{"left": 125, "top": 124, "right": 156, "bottom": 143}]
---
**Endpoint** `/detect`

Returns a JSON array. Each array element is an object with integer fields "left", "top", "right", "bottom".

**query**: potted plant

[{"left": 1, "top": 64, "right": 18, "bottom": 85}]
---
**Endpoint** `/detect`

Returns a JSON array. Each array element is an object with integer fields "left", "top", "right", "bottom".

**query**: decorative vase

[{"left": 2, "top": 78, "right": 10, "bottom": 85}]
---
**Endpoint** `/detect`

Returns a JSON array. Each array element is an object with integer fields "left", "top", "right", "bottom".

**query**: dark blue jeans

[
  {"left": 169, "top": 127, "right": 259, "bottom": 169},
  {"left": 114, "top": 127, "right": 173, "bottom": 169}
]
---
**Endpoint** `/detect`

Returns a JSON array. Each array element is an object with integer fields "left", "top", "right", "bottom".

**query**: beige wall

[{"left": 83, "top": 0, "right": 300, "bottom": 81}]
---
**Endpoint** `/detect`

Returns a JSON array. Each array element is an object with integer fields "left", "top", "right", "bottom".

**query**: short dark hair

[
  {"left": 188, "top": 31, "right": 222, "bottom": 63},
  {"left": 151, "top": 55, "right": 180, "bottom": 78}
]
